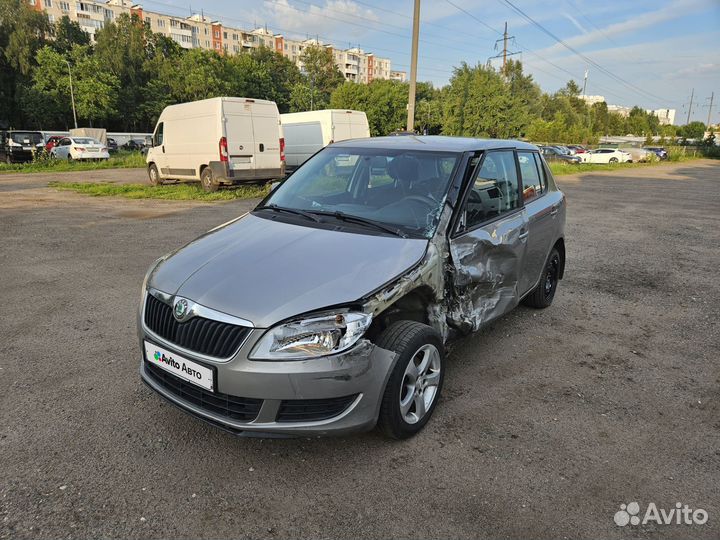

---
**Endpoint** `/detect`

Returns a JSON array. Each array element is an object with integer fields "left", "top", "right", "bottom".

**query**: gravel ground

[{"left": 0, "top": 160, "right": 718, "bottom": 539}]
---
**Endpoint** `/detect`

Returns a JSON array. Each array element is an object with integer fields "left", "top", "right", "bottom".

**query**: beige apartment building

[{"left": 29, "top": 0, "right": 403, "bottom": 84}]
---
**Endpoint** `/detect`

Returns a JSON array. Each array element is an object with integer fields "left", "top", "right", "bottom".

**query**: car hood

[{"left": 149, "top": 213, "right": 428, "bottom": 328}]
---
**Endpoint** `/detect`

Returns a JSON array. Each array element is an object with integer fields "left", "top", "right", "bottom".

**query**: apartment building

[{"left": 30, "top": 0, "right": 395, "bottom": 84}]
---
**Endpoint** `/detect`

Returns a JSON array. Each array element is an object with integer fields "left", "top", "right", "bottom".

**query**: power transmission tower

[
  {"left": 406, "top": 0, "right": 420, "bottom": 132},
  {"left": 489, "top": 22, "right": 519, "bottom": 76},
  {"left": 686, "top": 88, "right": 694, "bottom": 124}
]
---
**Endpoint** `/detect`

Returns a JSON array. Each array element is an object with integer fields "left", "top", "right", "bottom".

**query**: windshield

[
  {"left": 10, "top": 132, "right": 43, "bottom": 145},
  {"left": 264, "top": 147, "right": 460, "bottom": 238}
]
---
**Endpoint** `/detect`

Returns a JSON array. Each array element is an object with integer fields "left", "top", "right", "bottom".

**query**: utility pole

[
  {"left": 686, "top": 88, "right": 694, "bottom": 125},
  {"left": 581, "top": 68, "right": 588, "bottom": 97},
  {"left": 65, "top": 60, "right": 78, "bottom": 129},
  {"left": 406, "top": 0, "right": 420, "bottom": 133},
  {"left": 705, "top": 92, "right": 714, "bottom": 127}
]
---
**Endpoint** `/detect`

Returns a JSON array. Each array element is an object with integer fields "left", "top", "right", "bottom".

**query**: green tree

[
  {"left": 0, "top": 0, "right": 50, "bottom": 126},
  {"left": 291, "top": 44, "right": 345, "bottom": 111},
  {"left": 51, "top": 15, "right": 89, "bottom": 55},
  {"left": 681, "top": 121, "right": 706, "bottom": 140},
  {"left": 442, "top": 63, "right": 527, "bottom": 139},
  {"left": 94, "top": 13, "right": 180, "bottom": 130},
  {"left": 228, "top": 47, "right": 300, "bottom": 112}
]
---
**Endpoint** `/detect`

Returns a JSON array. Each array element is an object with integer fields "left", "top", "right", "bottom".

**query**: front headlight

[{"left": 250, "top": 311, "right": 373, "bottom": 360}]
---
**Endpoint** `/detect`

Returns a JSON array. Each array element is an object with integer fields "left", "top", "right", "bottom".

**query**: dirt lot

[{"left": 0, "top": 160, "right": 718, "bottom": 539}]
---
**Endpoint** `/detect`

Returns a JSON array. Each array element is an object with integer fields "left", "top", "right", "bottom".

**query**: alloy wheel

[{"left": 399, "top": 344, "right": 441, "bottom": 424}]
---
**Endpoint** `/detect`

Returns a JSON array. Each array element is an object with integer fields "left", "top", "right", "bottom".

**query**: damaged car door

[{"left": 447, "top": 149, "right": 529, "bottom": 332}]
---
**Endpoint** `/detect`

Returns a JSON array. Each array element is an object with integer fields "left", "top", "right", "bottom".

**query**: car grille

[
  {"left": 144, "top": 293, "right": 250, "bottom": 359},
  {"left": 276, "top": 395, "right": 358, "bottom": 423},
  {"left": 144, "top": 361, "right": 262, "bottom": 422}
]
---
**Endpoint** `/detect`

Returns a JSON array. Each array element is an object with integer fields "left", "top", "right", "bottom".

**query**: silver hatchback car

[{"left": 138, "top": 136, "right": 566, "bottom": 438}]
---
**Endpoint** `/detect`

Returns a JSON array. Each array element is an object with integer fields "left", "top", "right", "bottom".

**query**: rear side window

[
  {"left": 463, "top": 150, "right": 519, "bottom": 228},
  {"left": 518, "top": 151, "right": 545, "bottom": 202}
]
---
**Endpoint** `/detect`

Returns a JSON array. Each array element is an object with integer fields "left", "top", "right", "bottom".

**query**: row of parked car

[
  {"left": 1, "top": 130, "right": 154, "bottom": 164},
  {"left": 539, "top": 144, "right": 668, "bottom": 164}
]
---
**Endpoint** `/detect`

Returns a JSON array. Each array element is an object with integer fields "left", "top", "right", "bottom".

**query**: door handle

[
  {"left": 519, "top": 230, "right": 529, "bottom": 240},
  {"left": 162, "top": 145, "right": 165, "bottom": 153},
  {"left": 550, "top": 205, "right": 559, "bottom": 216},
  {"left": 259, "top": 143, "right": 264, "bottom": 152}
]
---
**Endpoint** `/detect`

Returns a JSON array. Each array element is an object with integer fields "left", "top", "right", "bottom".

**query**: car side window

[
  {"left": 154, "top": 122, "right": 164, "bottom": 146},
  {"left": 462, "top": 150, "right": 519, "bottom": 229},
  {"left": 518, "top": 151, "right": 544, "bottom": 202},
  {"left": 60, "top": 138, "right": 71, "bottom": 146}
]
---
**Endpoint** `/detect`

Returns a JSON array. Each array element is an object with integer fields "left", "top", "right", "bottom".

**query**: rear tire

[
  {"left": 376, "top": 321, "right": 445, "bottom": 439},
  {"left": 609, "top": 157, "right": 618, "bottom": 163},
  {"left": 200, "top": 167, "right": 219, "bottom": 192},
  {"left": 67, "top": 155, "right": 73, "bottom": 163},
  {"left": 148, "top": 163, "right": 161, "bottom": 186},
  {"left": 523, "top": 247, "right": 561, "bottom": 309}
]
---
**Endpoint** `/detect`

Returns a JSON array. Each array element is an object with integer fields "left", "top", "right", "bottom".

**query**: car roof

[{"left": 332, "top": 135, "right": 538, "bottom": 153}]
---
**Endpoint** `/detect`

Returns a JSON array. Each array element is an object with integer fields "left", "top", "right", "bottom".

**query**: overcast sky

[{"left": 141, "top": 0, "right": 719, "bottom": 124}]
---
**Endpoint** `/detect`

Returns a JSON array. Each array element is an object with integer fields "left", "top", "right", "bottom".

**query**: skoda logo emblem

[{"left": 173, "top": 298, "right": 189, "bottom": 321}]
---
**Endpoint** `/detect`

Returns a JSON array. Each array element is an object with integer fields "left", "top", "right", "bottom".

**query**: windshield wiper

[
  {"left": 309, "top": 210, "right": 408, "bottom": 239},
  {"left": 255, "top": 204, "right": 321, "bottom": 222}
]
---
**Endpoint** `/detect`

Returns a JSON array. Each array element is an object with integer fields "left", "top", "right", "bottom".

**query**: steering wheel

[{"left": 403, "top": 194, "right": 437, "bottom": 209}]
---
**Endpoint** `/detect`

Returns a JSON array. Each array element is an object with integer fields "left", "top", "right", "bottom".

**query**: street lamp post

[{"left": 65, "top": 60, "right": 78, "bottom": 129}]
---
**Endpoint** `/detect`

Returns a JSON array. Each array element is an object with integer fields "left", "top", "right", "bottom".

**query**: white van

[
  {"left": 280, "top": 109, "right": 370, "bottom": 171},
  {"left": 146, "top": 97, "right": 284, "bottom": 191}
]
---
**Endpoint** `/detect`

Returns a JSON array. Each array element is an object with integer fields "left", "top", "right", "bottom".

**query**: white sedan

[
  {"left": 580, "top": 148, "right": 632, "bottom": 164},
  {"left": 50, "top": 137, "right": 110, "bottom": 161}
]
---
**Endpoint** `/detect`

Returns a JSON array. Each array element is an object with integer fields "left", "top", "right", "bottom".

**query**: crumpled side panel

[{"left": 446, "top": 217, "right": 525, "bottom": 333}]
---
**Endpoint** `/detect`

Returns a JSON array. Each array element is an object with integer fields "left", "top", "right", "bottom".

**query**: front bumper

[{"left": 138, "top": 328, "right": 398, "bottom": 437}]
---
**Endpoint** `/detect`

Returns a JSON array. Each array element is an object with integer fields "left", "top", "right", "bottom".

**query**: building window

[
  {"left": 59, "top": 1, "right": 69, "bottom": 10},
  {"left": 145, "top": 17, "right": 151, "bottom": 26},
  {"left": 205, "top": 40, "right": 210, "bottom": 47},
  {"left": 214, "top": 30, "right": 219, "bottom": 38},
  {"left": 48, "top": 14, "right": 55, "bottom": 22},
  {"left": 44, "top": 0, "right": 52, "bottom": 7},
  {"left": 157, "top": 19, "right": 165, "bottom": 28},
  {"left": 233, "top": 45, "right": 239, "bottom": 52},
  {"left": 223, "top": 31, "right": 227, "bottom": 39}
]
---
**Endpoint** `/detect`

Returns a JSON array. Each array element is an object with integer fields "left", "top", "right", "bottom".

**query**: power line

[
  {"left": 442, "top": 0, "right": 632, "bottom": 103},
  {"left": 499, "top": 0, "right": 672, "bottom": 105}
]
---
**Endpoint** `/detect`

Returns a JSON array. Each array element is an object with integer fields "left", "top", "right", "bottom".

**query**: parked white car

[
  {"left": 50, "top": 137, "right": 109, "bottom": 161},
  {"left": 580, "top": 148, "right": 631, "bottom": 164}
]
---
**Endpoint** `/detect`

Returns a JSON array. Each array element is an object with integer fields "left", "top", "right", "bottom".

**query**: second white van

[
  {"left": 280, "top": 109, "right": 370, "bottom": 171},
  {"left": 146, "top": 97, "right": 284, "bottom": 191}
]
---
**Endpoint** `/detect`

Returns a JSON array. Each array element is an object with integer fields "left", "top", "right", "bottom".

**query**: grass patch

[
  {"left": 48, "top": 180, "right": 269, "bottom": 201},
  {"left": 0, "top": 151, "right": 145, "bottom": 174},
  {"left": 549, "top": 154, "right": 700, "bottom": 176}
]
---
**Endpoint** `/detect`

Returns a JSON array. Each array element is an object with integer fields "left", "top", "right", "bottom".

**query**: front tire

[
  {"left": 200, "top": 167, "right": 219, "bottom": 192},
  {"left": 148, "top": 163, "right": 161, "bottom": 186},
  {"left": 376, "top": 321, "right": 445, "bottom": 439},
  {"left": 523, "top": 247, "right": 561, "bottom": 309}
]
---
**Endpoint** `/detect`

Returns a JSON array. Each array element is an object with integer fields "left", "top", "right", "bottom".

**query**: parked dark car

[
  {"left": 123, "top": 139, "right": 145, "bottom": 151},
  {"left": 106, "top": 137, "right": 119, "bottom": 153},
  {"left": 539, "top": 145, "right": 581, "bottom": 163},
  {"left": 643, "top": 146, "right": 668, "bottom": 160},
  {"left": 2, "top": 131, "right": 45, "bottom": 163}
]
